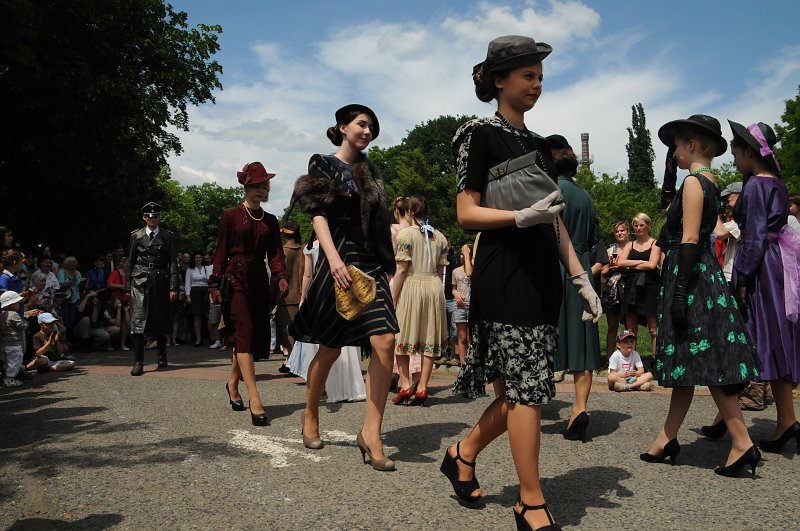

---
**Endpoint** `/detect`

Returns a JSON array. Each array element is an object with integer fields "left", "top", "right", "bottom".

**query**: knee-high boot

[
  {"left": 157, "top": 335, "right": 168, "bottom": 368},
  {"left": 131, "top": 334, "right": 144, "bottom": 376}
]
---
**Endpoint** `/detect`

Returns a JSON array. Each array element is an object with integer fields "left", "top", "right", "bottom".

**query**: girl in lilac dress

[{"left": 729, "top": 120, "right": 800, "bottom": 455}]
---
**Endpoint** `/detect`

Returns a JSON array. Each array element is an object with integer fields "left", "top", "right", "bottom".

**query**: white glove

[
  {"left": 514, "top": 191, "right": 565, "bottom": 228},
  {"left": 570, "top": 271, "right": 602, "bottom": 323}
]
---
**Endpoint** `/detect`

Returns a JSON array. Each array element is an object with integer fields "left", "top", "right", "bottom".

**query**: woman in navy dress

[
  {"left": 642, "top": 115, "right": 761, "bottom": 477},
  {"left": 289, "top": 104, "right": 399, "bottom": 470}
]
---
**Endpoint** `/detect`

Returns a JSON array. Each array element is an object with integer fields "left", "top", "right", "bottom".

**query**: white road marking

[{"left": 228, "top": 429, "right": 397, "bottom": 468}]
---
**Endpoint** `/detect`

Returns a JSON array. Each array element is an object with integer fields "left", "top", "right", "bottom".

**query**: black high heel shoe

[
  {"left": 563, "top": 411, "right": 589, "bottom": 443},
  {"left": 758, "top": 421, "right": 800, "bottom": 455},
  {"left": 701, "top": 419, "right": 727, "bottom": 439},
  {"left": 440, "top": 442, "right": 481, "bottom": 502},
  {"left": 250, "top": 402, "right": 269, "bottom": 426},
  {"left": 225, "top": 383, "right": 245, "bottom": 412},
  {"left": 640, "top": 438, "right": 680, "bottom": 465},
  {"left": 514, "top": 496, "right": 561, "bottom": 531},
  {"left": 714, "top": 446, "right": 761, "bottom": 477}
]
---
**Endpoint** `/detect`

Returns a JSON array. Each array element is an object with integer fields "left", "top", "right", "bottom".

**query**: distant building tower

[{"left": 580, "top": 133, "right": 590, "bottom": 167}]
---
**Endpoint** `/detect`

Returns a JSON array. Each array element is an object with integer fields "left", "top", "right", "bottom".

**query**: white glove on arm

[
  {"left": 513, "top": 191, "right": 565, "bottom": 228},
  {"left": 570, "top": 271, "right": 601, "bottom": 323}
]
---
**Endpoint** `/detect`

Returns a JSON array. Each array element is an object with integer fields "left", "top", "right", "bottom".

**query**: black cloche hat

[
  {"left": 658, "top": 114, "right": 727, "bottom": 157},
  {"left": 473, "top": 35, "right": 552, "bottom": 76},
  {"left": 335, "top": 104, "right": 380, "bottom": 140},
  {"left": 545, "top": 134, "right": 573, "bottom": 151}
]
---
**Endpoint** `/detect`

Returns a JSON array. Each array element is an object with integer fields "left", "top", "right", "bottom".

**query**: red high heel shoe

[
  {"left": 408, "top": 389, "right": 428, "bottom": 406},
  {"left": 392, "top": 387, "right": 414, "bottom": 405}
]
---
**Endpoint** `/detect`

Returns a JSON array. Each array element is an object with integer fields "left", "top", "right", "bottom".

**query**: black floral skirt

[{"left": 453, "top": 320, "right": 558, "bottom": 405}]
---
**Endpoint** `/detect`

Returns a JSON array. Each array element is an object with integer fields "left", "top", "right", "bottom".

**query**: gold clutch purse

[{"left": 335, "top": 265, "right": 377, "bottom": 321}]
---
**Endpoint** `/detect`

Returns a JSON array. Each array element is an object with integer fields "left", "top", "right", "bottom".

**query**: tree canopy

[
  {"left": 626, "top": 103, "right": 656, "bottom": 189},
  {"left": 0, "top": 0, "right": 222, "bottom": 258},
  {"left": 775, "top": 84, "right": 800, "bottom": 194}
]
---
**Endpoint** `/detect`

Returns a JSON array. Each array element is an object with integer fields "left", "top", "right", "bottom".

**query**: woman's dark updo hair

[
  {"left": 393, "top": 196, "right": 408, "bottom": 216},
  {"left": 326, "top": 109, "right": 363, "bottom": 146},
  {"left": 473, "top": 66, "right": 511, "bottom": 103},
  {"left": 406, "top": 194, "right": 429, "bottom": 221}
]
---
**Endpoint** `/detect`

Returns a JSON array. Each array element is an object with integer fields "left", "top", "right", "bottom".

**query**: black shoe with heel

[
  {"left": 440, "top": 442, "right": 481, "bottom": 502},
  {"left": 640, "top": 438, "right": 680, "bottom": 465},
  {"left": 225, "top": 383, "right": 245, "bottom": 411},
  {"left": 714, "top": 446, "right": 761, "bottom": 477},
  {"left": 514, "top": 496, "right": 560, "bottom": 531},
  {"left": 758, "top": 421, "right": 800, "bottom": 455},
  {"left": 701, "top": 419, "right": 727, "bottom": 439},
  {"left": 250, "top": 402, "right": 269, "bottom": 426},
  {"left": 563, "top": 411, "right": 589, "bottom": 443}
]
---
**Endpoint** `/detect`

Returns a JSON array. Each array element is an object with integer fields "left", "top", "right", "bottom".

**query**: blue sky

[{"left": 167, "top": 0, "right": 800, "bottom": 211}]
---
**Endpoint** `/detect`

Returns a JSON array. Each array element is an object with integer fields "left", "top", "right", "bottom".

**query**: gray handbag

[{"left": 481, "top": 151, "right": 561, "bottom": 211}]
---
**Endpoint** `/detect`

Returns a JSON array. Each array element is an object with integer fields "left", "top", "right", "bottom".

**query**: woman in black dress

[
  {"left": 641, "top": 115, "right": 761, "bottom": 476},
  {"left": 615, "top": 212, "right": 661, "bottom": 354},
  {"left": 289, "top": 104, "right": 399, "bottom": 470},
  {"left": 445, "top": 36, "right": 600, "bottom": 530}
]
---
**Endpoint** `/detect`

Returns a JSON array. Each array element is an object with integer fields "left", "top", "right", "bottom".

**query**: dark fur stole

[{"left": 290, "top": 154, "right": 395, "bottom": 275}]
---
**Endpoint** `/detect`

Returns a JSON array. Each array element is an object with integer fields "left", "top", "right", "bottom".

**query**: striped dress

[{"left": 289, "top": 154, "right": 399, "bottom": 348}]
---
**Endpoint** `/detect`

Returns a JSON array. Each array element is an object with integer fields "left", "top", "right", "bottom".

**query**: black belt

[{"left": 136, "top": 262, "right": 168, "bottom": 271}]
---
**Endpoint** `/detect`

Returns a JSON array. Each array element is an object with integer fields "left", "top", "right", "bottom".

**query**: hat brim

[
  {"left": 658, "top": 119, "right": 727, "bottom": 157},
  {"left": 546, "top": 134, "right": 572, "bottom": 151},
  {"left": 335, "top": 104, "right": 380, "bottom": 140},
  {"left": 1, "top": 295, "right": 23, "bottom": 308},
  {"left": 482, "top": 46, "right": 552, "bottom": 74},
  {"left": 617, "top": 333, "right": 636, "bottom": 341}
]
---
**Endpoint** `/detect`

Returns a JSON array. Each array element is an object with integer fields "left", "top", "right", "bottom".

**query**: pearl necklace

[{"left": 241, "top": 202, "right": 264, "bottom": 221}]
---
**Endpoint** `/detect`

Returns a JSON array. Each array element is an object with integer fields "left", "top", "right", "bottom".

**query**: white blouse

[{"left": 185, "top": 265, "right": 212, "bottom": 295}]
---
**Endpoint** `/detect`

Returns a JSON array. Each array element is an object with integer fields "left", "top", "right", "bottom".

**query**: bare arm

[
  {"left": 391, "top": 261, "right": 409, "bottom": 305},
  {"left": 633, "top": 240, "right": 661, "bottom": 271},
  {"left": 461, "top": 245, "right": 473, "bottom": 277},
  {"left": 300, "top": 252, "right": 313, "bottom": 304},
  {"left": 456, "top": 190, "right": 516, "bottom": 230},
  {"left": 615, "top": 242, "right": 642, "bottom": 268},
  {"left": 313, "top": 215, "right": 351, "bottom": 289},
  {"left": 681, "top": 176, "right": 704, "bottom": 243}
]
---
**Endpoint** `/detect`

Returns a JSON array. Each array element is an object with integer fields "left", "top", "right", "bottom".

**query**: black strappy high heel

[
  {"left": 514, "top": 496, "right": 561, "bottom": 531},
  {"left": 440, "top": 442, "right": 481, "bottom": 502}
]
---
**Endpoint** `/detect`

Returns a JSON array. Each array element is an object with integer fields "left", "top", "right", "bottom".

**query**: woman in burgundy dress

[{"left": 210, "top": 162, "right": 288, "bottom": 426}]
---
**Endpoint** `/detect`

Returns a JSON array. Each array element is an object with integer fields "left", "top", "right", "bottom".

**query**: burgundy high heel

[
  {"left": 392, "top": 387, "right": 414, "bottom": 405},
  {"left": 408, "top": 390, "right": 428, "bottom": 407}
]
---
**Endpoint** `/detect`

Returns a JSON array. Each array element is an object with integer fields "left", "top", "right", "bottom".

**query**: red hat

[{"left": 237, "top": 162, "right": 275, "bottom": 186}]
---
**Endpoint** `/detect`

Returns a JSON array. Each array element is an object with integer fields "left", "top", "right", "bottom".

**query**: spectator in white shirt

[{"left": 184, "top": 251, "right": 212, "bottom": 347}]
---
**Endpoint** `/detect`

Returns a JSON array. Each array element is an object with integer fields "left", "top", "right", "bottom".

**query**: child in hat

[
  {"left": 30, "top": 312, "right": 76, "bottom": 372},
  {"left": 607, "top": 329, "right": 653, "bottom": 391},
  {"left": 1, "top": 291, "right": 29, "bottom": 387}
]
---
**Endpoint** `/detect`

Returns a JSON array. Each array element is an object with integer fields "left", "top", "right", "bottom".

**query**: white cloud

[{"left": 166, "top": 1, "right": 799, "bottom": 218}]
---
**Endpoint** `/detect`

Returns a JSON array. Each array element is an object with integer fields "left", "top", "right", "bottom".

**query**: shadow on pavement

[
  {"left": 540, "top": 410, "right": 632, "bottom": 440},
  {"left": 385, "top": 422, "right": 471, "bottom": 462},
  {"left": 7, "top": 513, "right": 124, "bottom": 530}
]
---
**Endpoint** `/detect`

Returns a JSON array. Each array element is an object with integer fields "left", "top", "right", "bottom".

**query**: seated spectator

[
  {"left": 86, "top": 256, "right": 106, "bottom": 291},
  {"left": 36, "top": 256, "right": 60, "bottom": 299},
  {"left": 73, "top": 290, "right": 111, "bottom": 352},
  {"left": 30, "top": 313, "right": 76, "bottom": 372},
  {"left": 104, "top": 296, "right": 129, "bottom": 350},
  {"left": 27, "top": 271, "right": 53, "bottom": 312},
  {"left": 607, "top": 329, "right": 653, "bottom": 391},
  {"left": 56, "top": 256, "right": 83, "bottom": 330}
]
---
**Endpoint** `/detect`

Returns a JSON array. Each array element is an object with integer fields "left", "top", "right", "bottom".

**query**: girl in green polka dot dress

[{"left": 641, "top": 115, "right": 762, "bottom": 477}]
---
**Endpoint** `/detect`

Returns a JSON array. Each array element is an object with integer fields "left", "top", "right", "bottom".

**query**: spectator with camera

[
  {"left": 714, "top": 182, "right": 743, "bottom": 283},
  {"left": 73, "top": 290, "right": 112, "bottom": 352}
]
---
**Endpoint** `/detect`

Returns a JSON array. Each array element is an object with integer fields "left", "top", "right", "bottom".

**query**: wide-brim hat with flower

[
  {"left": 658, "top": 114, "right": 727, "bottom": 157},
  {"left": 237, "top": 162, "right": 276, "bottom": 186},
  {"left": 473, "top": 35, "right": 552, "bottom": 76},
  {"left": 728, "top": 120, "right": 781, "bottom": 172}
]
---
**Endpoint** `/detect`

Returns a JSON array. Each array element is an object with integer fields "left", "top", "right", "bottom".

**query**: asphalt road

[{"left": 1, "top": 346, "right": 799, "bottom": 530}]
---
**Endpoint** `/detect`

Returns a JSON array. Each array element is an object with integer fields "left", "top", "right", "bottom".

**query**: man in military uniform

[{"left": 126, "top": 202, "right": 180, "bottom": 376}]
